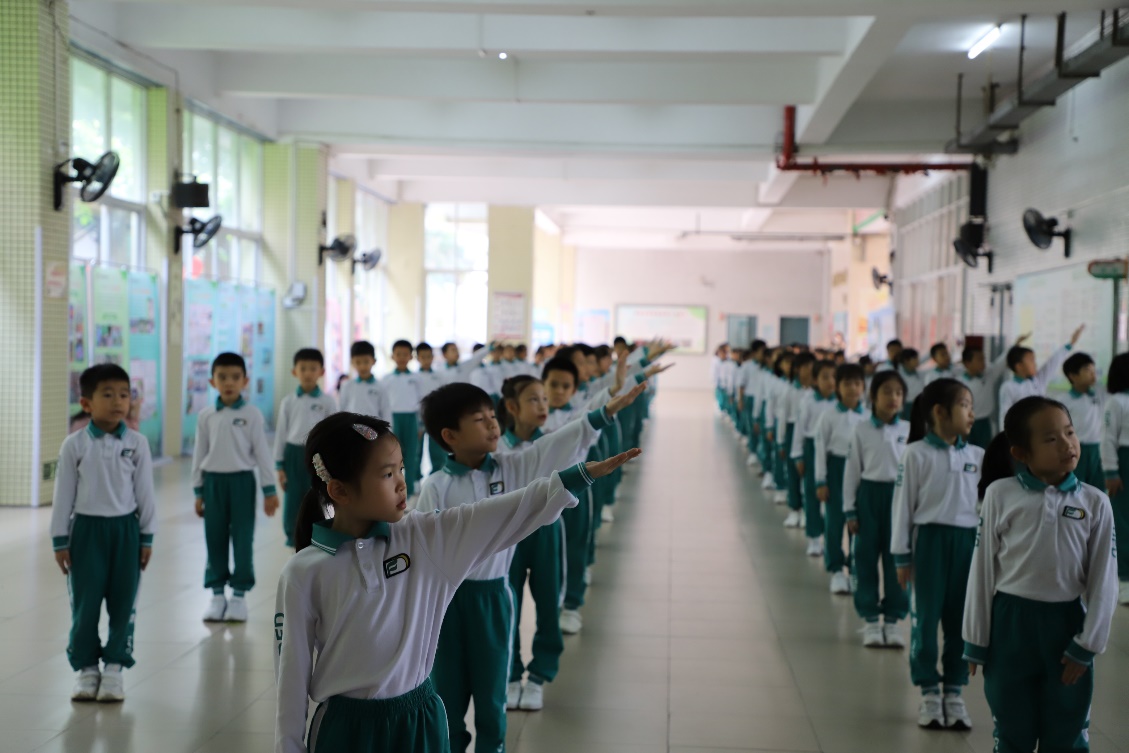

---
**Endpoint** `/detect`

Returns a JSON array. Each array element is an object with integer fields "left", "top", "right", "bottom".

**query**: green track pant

[
  {"left": 983, "top": 593, "right": 1092, "bottom": 753},
  {"left": 823, "top": 455, "right": 850, "bottom": 573},
  {"left": 802, "top": 438, "right": 823, "bottom": 538},
  {"left": 784, "top": 425, "right": 802, "bottom": 512},
  {"left": 281, "top": 442, "right": 309, "bottom": 547},
  {"left": 909, "top": 524, "right": 976, "bottom": 691},
  {"left": 850, "top": 480, "right": 907, "bottom": 622},
  {"left": 1114, "top": 448, "right": 1129, "bottom": 581},
  {"left": 433, "top": 578, "right": 514, "bottom": 753},
  {"left": 509, "top": 520, "right": 565, "bottom": 683},
  {"left": 67, "top": 513, "right": 140, "bottom": 670},
  {"left": 1076, "top": 443, "right": 1103, "bottom": 491},
  {"left": 202, "top": 471, "right": 257, "bottom": 593},
  {"left": 308, "top": 679, "right": 450, "bottom": 753},
  {"left": 427, "top": 434, "right": 448, "bottom": 476},
  {"left": 562, "top": 487, "right": 593, "bottom": 610},
  {"left": 393, "top": 413, "right": 421, "bottom": 497},
  {"left": 968, "top": 418, "right": 994, "bottom": 450}
]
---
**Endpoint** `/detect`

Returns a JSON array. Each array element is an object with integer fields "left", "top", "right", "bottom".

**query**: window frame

[{"left": 423, "top": 203, "right": 489, "bottom": 352}]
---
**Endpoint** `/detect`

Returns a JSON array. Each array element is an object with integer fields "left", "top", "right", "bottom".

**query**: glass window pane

[
  {"left": 456, "top": 217, "right": 489, "bottom": 271},
  {"left": 240, "top": 238, "right": 259, "bottom": 282},
  {"left": 190, "top": 114, "right": 215, "bottom": 219},
  {"left": 107, "top": 208, "right": 139, "bottom": 266},
  {"left": 454, "top": 271, "right": 488, "bottom": 348},
  {"left": 424, "top": 204, "right": 457, "bottom": 270},
  {"left": 215, "top": 233, "right": 234, "bottom": 279},
  {"left": 216, "top": 127, "right": 238, "bottom": 223},
  {"left": 72, "top": 201, "right": 100, "bottom": 261},
  {"left": 71, "top": 58, "right": 107, "bottom": 162},
  {"left": 239, "top": 137, "right": 263, "bottom": 232},
  {"left": 425, "top": 272, "right": 457, "bottom": 346},
  {"left": 109, "top": 77, "right": 144, "bottom": 201}
]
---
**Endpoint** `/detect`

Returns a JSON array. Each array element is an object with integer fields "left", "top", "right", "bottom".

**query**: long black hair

[
  {"left": 979, "top": 396, "right": 1073, "bottom": 497},
  {"left": 1108, "top": 353, "right": 1129, "bottom": 395},
  {"left": 497, "top": 375, "right": 540, "bottom": 430},
  {"left": 294, "top": 412, "right": 396, "bottom": 552},
  {"left": 868, "top": 369, "right": 907, "bottom": 407},
  {"left": 908, "top": 377, "right": 971, "bottom": 443}
]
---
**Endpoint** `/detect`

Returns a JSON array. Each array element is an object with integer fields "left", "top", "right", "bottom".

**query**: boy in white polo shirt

[
  {"left": 338, "top": 340, "right": 389, "bottom": 419},
  {"left": 52, "top": 364, "right": 157, "bottom": 703},
  {"left": 382, "top": 340, "right": 424, "bottom": 497}
]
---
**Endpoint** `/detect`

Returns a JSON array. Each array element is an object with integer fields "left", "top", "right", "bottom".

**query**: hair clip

[
  {"left": 352, "top": 423, "right": 379, "bottom": 441},
  {"left": 312, "top": 453, "right": 332, "bottom": 483}
]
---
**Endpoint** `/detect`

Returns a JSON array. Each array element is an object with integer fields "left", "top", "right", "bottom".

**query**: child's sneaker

[
  {"left": 96, "top": 665, "right": 124, "bottom": 703},
  {"left": 783, "top": 510, "right": 802, "bottom": 528},
  {"left": 805, "top": 537, "right": 823, "bottom": 557},
  {"left": 746, "top": 454, "right": 759, "bottom": 467},
  {"left": 918, "top": 694, "right": 945, "bottom": 729},
  {"left": 943, "top": 693, "right": 972, "bottom": 730},
  {"left": 1119, "top": 582, "right": 1129, "bottom": 605},
  {"left": 601, "top": 506, "right": 615, "bottom": 524},
  {"left": 506, "top": 681, "right": 523, "bottom": 710},
  {"left": 773, "top": 490, "right": 788, "bottom": 505},
  {"left": 761, "top": 473, "right": 775, "bottom": 490},
  {"left": 225, "top": 595, "right": 248, "bottom": 623},
  {"left": 71, "top": 667, "right": 100, "bottom": 702},
  {"left": 519, "top": 680, "right": 544, "bottom": 711},
  {"left": 862, "top": 622, "right": 885, "bottom": 648},
  {"left": 829, "top": 572, "right": 851, "bottom": 594},
  {"left": 882, "top": 621, "right": 906, "bottom": 648},
  {"left": 203, "top": 594, "right": 227, "bottom": 622},
  {"left": 560, "top": 609, "right": 583, "bottom": 635}
]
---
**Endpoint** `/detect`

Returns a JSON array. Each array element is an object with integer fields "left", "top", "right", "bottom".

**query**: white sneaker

[
  {"left": 773, "top": 490, "right": 788, "bottom": 505},
  {"left": 96, "top": 665, "right": 124, "bottom": 703},
  {"left": 882, "top": 622, "right": 906, "bottom": 649},
  {"left": 747, "top": 454, "right": 759, "bottom": 467},
  {"left": 943, "top": 693, "right": 972, "bottom": 730},
  {"left": 761, "top": 473, "right": 775, "bottom": 490},
  {"left": 583, "top": 567, "right": 592, "bottom": 586},
  {"left": 560, "top": 609, "right": 583, "bottom": 635},
  {"left": 830, "top": 572, "right": 851, "bottom": 595},
  {"left": 862, "top": 622, "right": 885, "bottom": 648},
  {"left": 601, "top": 506, "right": 615, "bottom": 524},
  {"left": 203, "top": 594, "right": 227, "bottom": 622},
  {"left": 506, "top": 681, "right": 523, "bottom": 710},
  {"left": 71, "top": 667, "right": 100, "bottom": 702},
  {"left": 225, "top": 595, "right": 248, "bottom": 623},
  {"left": 518, "top": 681, "right": 544, "bottom": 711},
  {"left": 783, "top": 510, "right": 803, "bottom": 528},
  {"left": 1119, "top": 583, "right": 1129, "bottom": 605},
  {"left": 806, "top": 537, "right": 823, "bottom": 557},
  {"left": 918, "top": 695, "right": 945, "bottom": 729}
]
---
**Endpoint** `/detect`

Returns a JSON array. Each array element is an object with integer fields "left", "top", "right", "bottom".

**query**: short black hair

[
  {"left": 899, "top": 348, "right": 920, "bottom": 364},
  {"left": 1006, "top": 346, "right": 1034, "bottom": 372},
  {"left": 542, "top": 357, "right": 579, "bottom": 385},
  {"left": 294, "top": 348, "right": 324, "bottom": 366},
  {"left": 961, "top": 346, "right": 983, "bottom": 364},
  {"left": 416, "top": 342, "right": 433, "bottom": 354},
  {"left": 421, "top": 383, "right": 496, "bottom": 452},
  {"left": 574, "top": 343, "right": 596, "bottom": 358},
  {"left": 835, "top": 363, "right": 865, "bottom": 386},
  {"left": 613, "top": 336, "right": 627, "bottom": 347},
  {"left": 392, "top": 340, "right": 414, "bottom": 353},
  {"left": 350, "top": 340, "right": 376, "bottom": 359},
  {"left": 212, "top": 352, "right": 247, "bottom": 376},
  {"left": 80, "top": 363, "right": 130, "bottom": 399},
  {"left": 859, "top": 355, "right": 873, "bottom": 367},
  {"left": 869, "top": 369, "right": 907, "bottom": 406},
  {"left": 930, "top": 342, "right": 948, "bottom": 358},
  {"left": 887, "top": 339, "right": 903, "bottom": 349},
  {"left": 1108, "top": 353, "right": 1129, "bottom": 395},
  {"left": 442, "top": 342, "right": 458, "bottom": 355},
  {"left": 555, "top": 345, "right": 579, "bottom": 363},
  {"left": 594, "top": 345, "right": 612, "bottom": 360},
  {"left": 789, "top": 352, "right": 817, "bottom": 382},
  {"left": 1063, "top": 352, "right": 1094, "bottom": 378},
  {"left": 471, "top": 343, "right": 485, "bottom": 353},
  {"left": 749, "top": 339, "right": 767, "bottom": 353},
  {"left": 812, "top": 359, "right": 837, "bottom": 384}
]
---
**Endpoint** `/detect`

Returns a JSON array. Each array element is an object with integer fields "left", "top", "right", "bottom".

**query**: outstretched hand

[
  {"left": 585, "top": 448, "right": 642, "bottom": 479},
  {"left": 606, "top": 381, "right": 647, "bottom": 416},
  {"left": 611, "top": 350, "right": 630, "bottom": 395},
  {"left": 1070, "top": 324, "right": 1085, "bottom": 346},
  {"left": 645, "top": 362, "right": 675, "bottom": 379}
]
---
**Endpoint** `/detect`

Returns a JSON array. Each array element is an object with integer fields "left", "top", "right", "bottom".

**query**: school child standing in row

[
  {"left": 844, "top": 370, "right": 909, "bottom": 646},
  {"left": 966, "top": 397, "right": 1118, "bottom": 753},
  {"left": 275, "top": 412, "right": 639, "bottom": 753},
  {"left": 998, "top": 324, "right": 1084, "bottom": 423},
  {"left": 339, "top": 340, "right": 388, "bottom": 419},
  {"left": 275, "top": 348, "right": 338, "bottom": 547},
  {"left": 712, "top": 344, "right": 730, "bottom": 412},
  {"left": 814, "top": 364, "right": 866, "bottom": 595},
  {"left": 764, "top": 352, "right": 794, "bottom": 498},
  {"left": 877, "top": 340, "right": 903, "bottom": 373},
  {"left": 782, "top": 353, "right": 815, "bottom": 527},
  {"left": 925, "top": 343, "right": 958, "bottom": 383},
  {"left": 383, "top": 340, "right": 424, "bottom": 497},
  {"left": 793, "top": 360, "right": 838, "bottom": 556},
  {"left": 1061, "top": 352, "right": 1105, "bottom": 489},
  {"left": 441, "top": 341, "right": 493, "bottom": 383},
  {"left": 192, "top": 352, "right": 279, "bottom": 623},
  {"left": 1100, "top": 352, "right": 1129, "bottom": 605},
  {"left": 959, "top": 334, "right": 1029, "bottom": 448},
  {"left": 739, "top": 342, "right": 766, "bottom": 465},
  {"left": 898, "top": 349, "right": 925, "bottom": 420},
  {"left": 414, "top": 342, "right": 449, "bottom": 476},
  {"left": 52, "top": 364, "right": 156, "bottom": 703},
  {"left": 892, "top": 378, "right": 982, "bottom": 730}
]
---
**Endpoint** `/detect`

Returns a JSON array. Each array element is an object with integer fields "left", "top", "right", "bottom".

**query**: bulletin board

[{"left": 616, "top": 304, "right": 708, "bottom": 354}]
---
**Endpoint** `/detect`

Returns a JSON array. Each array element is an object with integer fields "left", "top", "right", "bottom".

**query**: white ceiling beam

[
  {"left": 342, "top": 155, "right": 768, "bottom": 182},
  {"left": 395, "top": 178, "right": 760, "bottom": 206}
]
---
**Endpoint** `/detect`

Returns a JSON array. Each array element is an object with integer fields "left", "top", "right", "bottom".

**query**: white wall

[{"left": 574, "top": 247, "right": 830, "bottom": 389}]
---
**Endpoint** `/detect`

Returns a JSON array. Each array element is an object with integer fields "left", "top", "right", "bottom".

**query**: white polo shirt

[
  {"left": 191, "top": 398, "right": 276, "bottom": 496},
  {"left": 998, "top": 344, "right": 1072, "bottom": 425},
  {"left": 1060, "top": 387, "right": 1104, "bottom": 445},
  {"left": 381, "top": 370, "right": 423, "bottom": 415},
  {"left": 1101, "top": 392, "right": 1129, "bottom": 474},
  {"left": 339, "top": 377, "right": 389, "bottom": 419},
  {"left": 842, "top": 415, "right": 909, "bottom": 518},
  {"left": 274, "top": 387, "right": 338, "bottom": 463},
  {"left": 813, "top": 402, "right": 866, "bottom": 486},
  {"left": 791, "top": 390, "right": 835, "bottom": 459}
]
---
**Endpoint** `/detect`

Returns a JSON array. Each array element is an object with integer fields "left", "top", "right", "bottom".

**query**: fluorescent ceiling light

[{"left": 968, "top": 26, "right": 1001, "bottom": 59}]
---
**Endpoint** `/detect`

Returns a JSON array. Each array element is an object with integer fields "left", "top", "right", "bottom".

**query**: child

[
  {"left": 764, "top": 352, "right": 794, "bottom": 498},
  {"left": 925, "top": 343, "right": 957, "bottom": 384},
  {"left": 1100, "top": 352, "right": 1129, "bottom": 604},
  {"left": 960, "top": 334, "right": 1029, "bottom": 449},
  {"left": 793, "top": 360, "right": 838, "bottom": 556},
  {"left": 418, "top": 382, "right": 634, "bottom": 752},
  {"left": 965, "top": 397, "right": 1117, "bottom": 753},
  {"left": 192, "top": 352, "right": 279, "bottom": 623},
  {"left": 877, "top": 340, "right": 903, "bottom": 373},
  {"left": 275, "top": 412, "right": 638, "bottom": 753},
  {"left": 275, "top": 348, "right": 338, "bottom": 547},
  {"left": 415, "top": 342, "right": 448, "bottom": 476},
  {"left": 338, "top": 340, "right": 389, "bottom": 419},
  {"left": 440, "top": 341, "right": 493, "bottom": 384},
  {"left": 470, "top": 345, "right": 504, "bottom": 404},
  {"left": 998, "top": 325, "right": 1084, "bottom": 424},
  {"left": 782, "top": 353, "right": 815, "bottom": 527},
  {"left": 814, "top": 363, "right": 866, "bottom": 594},
  {"left": 712, "top": 343, "right": 730, "bottom": 413},
  {"left": 382, "top": 340, "right": 424, "bottom": 497},
  {"left": 844, "top": 370, "right": 909, "bottom": 645},
  {"left": 1061, "top": 352, "right": 1104, "bottom": 489},
  {"left": 898, "top": 348, "right": 925, "bottom": 420},
  {"left": 859, "top": 355, "right": 876, "bottom": 399},
  {"left": 892, "top": 378, "right": 983, "bottom": 730},
  {"left": 52, "top": 364, "right": 156, "bottom": 703}
]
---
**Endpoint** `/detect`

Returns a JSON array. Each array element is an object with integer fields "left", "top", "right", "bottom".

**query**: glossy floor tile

[{"left": 1, "top": 390, "right": 1126, "bottom": 752}]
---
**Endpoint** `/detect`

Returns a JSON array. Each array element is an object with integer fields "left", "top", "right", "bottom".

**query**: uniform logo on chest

[
  {"left": 489, "top": 481, "right": 505, "bottom": 495},
  {"left": 311, "top": 404, "right": 325, "bottom": 412},
  {"left": 233, "top": 418, "right": 248, "bottom": 427},
  {"left": 384, "top": 553, "right": 410, "bottom": 578},
  {"left": 963, "top": 463, "right": 978, "bottom": 473},
  {"left": 121, "top": 448, "right": 135, "bottom": 458},
  {"left": 1063, "top": 506, "right": 1086, "bottom": 521}
]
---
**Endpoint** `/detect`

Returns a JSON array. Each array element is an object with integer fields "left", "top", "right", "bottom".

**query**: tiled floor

[{"left": 2, "top": 390, "right": 1127, "bottom": 752}]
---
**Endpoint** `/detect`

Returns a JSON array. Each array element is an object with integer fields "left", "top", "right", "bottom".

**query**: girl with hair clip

[
  {"left": 781, "top": 353, "right": 816, "bottom": 528},
  {"left": 892, "top": 378, "right": 983, "bottom": 731},
  {"left": 763, "top": 351, "right": 794, "bottom": 498},
  {"left": 275, "top": 412, "right": 640, "bottom": 753},
  {"left": 966, "top": 397, "right": 1117, "bottom": 753},
  {"left": 1100, "top": 352, "right": 1129, "bottom": 604},
  {"left": 793, "top": 360, "right": 838, "bottom": 557}
]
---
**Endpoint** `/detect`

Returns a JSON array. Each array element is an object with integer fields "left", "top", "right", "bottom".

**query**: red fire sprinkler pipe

[{"left": 774, "top": 105, "right": 972, "bottom": 176}]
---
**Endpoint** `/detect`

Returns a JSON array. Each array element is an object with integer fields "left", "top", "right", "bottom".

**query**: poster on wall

[
  {"left": 616, "top": 304, "right": 707, "bottom": 354},
  {"left": 68, "top": 263, "right": 89, "bottom": 417},
  {"left": 128, "top": 270, "right": 162, "bottom": 456},
  {"left": 254, "top": 289, "right": 276, "bottom": 426},
  {"left": 91, "top": 267, "right": 129, "bottom": 367},
  {"left": 325, "top": 294, "right": 345, "bottom": 391},
  {"left": 576, "top": 309, "right": 610, "bottom": 345},
  {"left": 490, "top": 291, "right": 526, "bottom": 342},
  {"left": 182, "top": 278, "right": 217, "bottom": 451},
  {"left": 867, "top": 306, "right": 896, "bottom": 359}
]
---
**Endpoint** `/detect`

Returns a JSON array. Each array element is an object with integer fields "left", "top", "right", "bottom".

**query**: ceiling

[{"left": 69, "top": 0, "right": 1112, "bottom": 251}]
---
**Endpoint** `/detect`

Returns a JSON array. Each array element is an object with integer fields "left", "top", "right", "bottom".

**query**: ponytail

[
  {"left": 979, "top": 432, "right": 1016, "bottom": 499},
  {"left": 908, "top": 377, "right": 969, "bottom": 443},
  {"left": 294, "top": 488, "right": 328, "bottom": 552},
  {"left": 976, "top": 395, "right": 1072, "bottom": 499},
  {"left": 497, "top": 375, "right": 539, "bottom": 430}
]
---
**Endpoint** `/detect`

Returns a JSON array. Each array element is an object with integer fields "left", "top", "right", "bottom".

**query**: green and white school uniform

[
  {"left": 470, "top": 362, "right": 503, "bottom": 405},
  {"left": 274, "top": 386, "right": 337, "bottom": 546},
  {"left": 191, "top": 398, "right": 276, "bottom": 594},
  {"left": 814, "top": 401, "right": 865, "bottom": 573},
  {"left": 416, "top": 368, "right": 449, "bottom": 476},
  {"left": 998, "top": 344, "right": 1073, "bottom": 428},
  {"left": 1060, "top": 387, "right": 1104, "bottom": 489},
  {"left": 781, "top": 383, "right": 805, "bottom": 512},
  {"left": 382, "top": 369, "right": 424, "bottom": 496},
  {"left": 891, "top": 434, "right": 983, "bottom": 694},
  {"left": 52, "top": 422, "right": 156, "bottom": 671},
  {"left": 792, "top": 390, "right": 835, "bottom": 539},
  {"left": 924, "top": 365, "right": 960, "bottom": 385},
  {"left": 338, "top": 375, "right": 390, "bottom": 419},
  {"left": 416, "top": 417, "right": 605, "bottom": 753},
  {"left": 960, "top": 353, "right": 1011, "bottom": 448},
  {"left": 900, "top": 367, "right": 925, "bottom": 421},
  {"left": 1100, "top": 392, "right": 1129, "bottom": 582},
  {"left": 844, "top": 415, "right": 909, "bottom": 622},
  {"left": 964, "top": 472, "right": 1118, "bottom": 753},
  {"left": 275, "top": 470, "right": 591, "bottom": 753},
  {"left": 442, "top": 346, "right": 493, "bottom": 387}
]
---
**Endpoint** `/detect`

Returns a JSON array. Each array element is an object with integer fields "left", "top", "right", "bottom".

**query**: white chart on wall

[
  {"left": 616, "top": 304, "right": 708, "bottom": 354},
  {"left": 1012, "top": 262, "right": 1114, "bottom": 391}
]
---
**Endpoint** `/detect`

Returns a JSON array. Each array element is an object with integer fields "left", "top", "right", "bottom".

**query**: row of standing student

[{"left": 714, "top": 331, "right": 1123, "bottom": 752}]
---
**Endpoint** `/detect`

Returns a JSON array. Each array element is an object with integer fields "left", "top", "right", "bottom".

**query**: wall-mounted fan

[
  {"left": 1023, "top": 209, "right": 1072, "bottom": 258},
  {"left": 354, "top": 249, "right": 383, "bottom": 273},
  {"left": 54, "top": 151, "right": 120, "bottom": 210},
  {"left": 319, "top": 235, "right": 357, "bottom": 265},
  {"left": 176, "top": 216, "right": 223, "bottom": 251},
  {"left": 871, "top": 267, "right": 892, "bottom": 291},
  {"left": 282, "top": 282, "right": 307, "bottom": 309},
  {"left": 954, "top": 237, "right": 994, "bottom": 273}
]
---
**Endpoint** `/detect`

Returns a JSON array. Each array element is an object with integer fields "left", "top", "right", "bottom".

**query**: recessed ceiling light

[
  {"left": 968, "top": 26, "right": 1001, "bottom": 59},
  {"left": 498, "top": 52, "right": 508, "bottom": 60}
]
